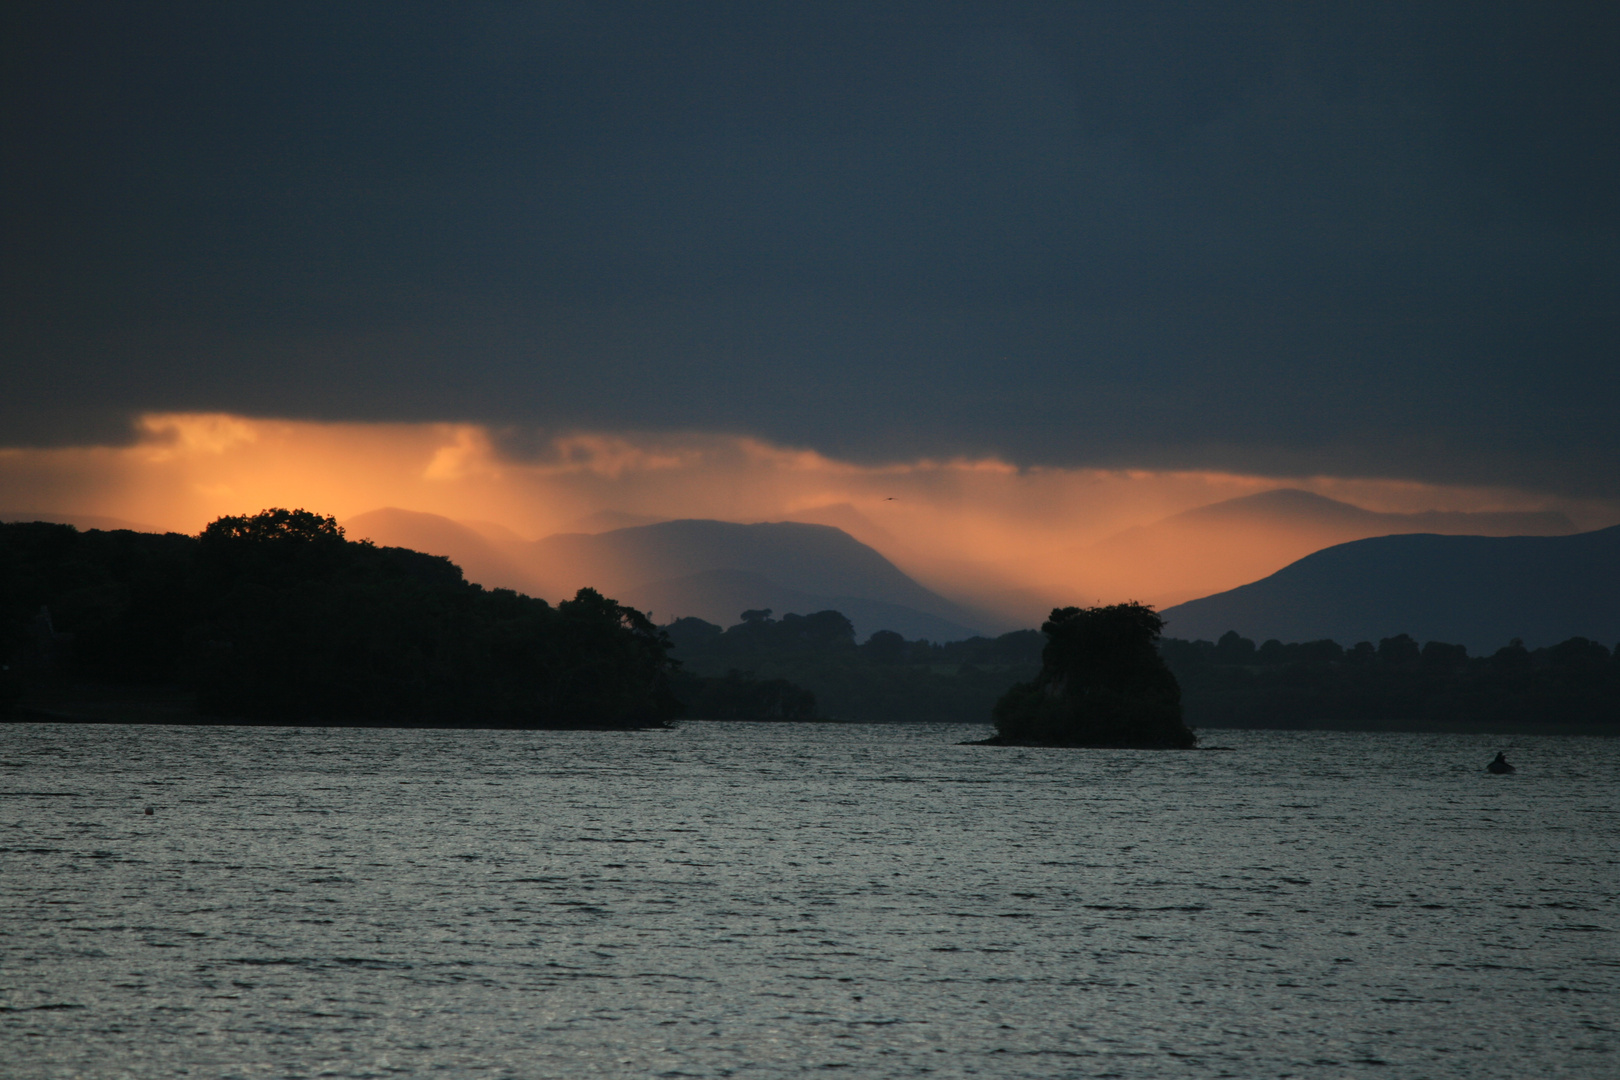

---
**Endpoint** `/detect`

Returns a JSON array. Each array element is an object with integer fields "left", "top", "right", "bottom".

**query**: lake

[{"left": 1, "top": 722, "right": 1614, "bottom": 1078}]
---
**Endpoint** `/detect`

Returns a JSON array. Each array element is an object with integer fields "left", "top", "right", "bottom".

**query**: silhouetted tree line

[
  {"left": 1161, "top": 630, "right": 1620, "bottom": 729},
  {"left": 663, "top": 609, "right": 1044, "bottom": 722},
  {"left": 20, "top": 514, "right": 1596, "bottom": 733},
  {"left": 0, "top": 511, "right": 682, "bottom": 727}
]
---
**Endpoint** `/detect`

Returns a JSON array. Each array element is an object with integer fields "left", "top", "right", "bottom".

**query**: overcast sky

[{"left": 5, "top": 1, "right": 1617, "bottom": 495}]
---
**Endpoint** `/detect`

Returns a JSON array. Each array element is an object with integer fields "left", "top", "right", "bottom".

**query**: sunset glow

[{"left": 3, "top": 413, "right": 1611, "bottom": 622}]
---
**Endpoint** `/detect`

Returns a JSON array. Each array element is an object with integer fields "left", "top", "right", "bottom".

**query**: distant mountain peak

[
  {"left": 1184, "top": 488, "right": 1371, "bottom": 521},
  {"left": 1160, "top": 524, "right": 1620, "bottom": 652},
  {"left": 555, "top": 509, "right": 667, "bottom": 534},
  {"left": 1077, "top": 488, "right": 1580, "bottom": 608},
  {"left": 532, "top": 517, "right": 996, "bottom": 640},
  {"left": 1170, "top": 488, "right": 1576, "bottom": 533}
]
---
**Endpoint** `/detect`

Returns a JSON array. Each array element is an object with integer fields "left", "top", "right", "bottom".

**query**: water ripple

[{"left": 0, "top": 722, "right": 1614, "bottom": 1078}]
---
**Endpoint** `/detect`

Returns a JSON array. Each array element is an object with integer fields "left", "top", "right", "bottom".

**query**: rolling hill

[
  {"left": 1078, "top": 488, "right": 1576, "bottom": 607},
  {"left": 530, "top": 519, "right": 992, "bottom": 640},
  {"left": 1159, "top": 524, "right": 1620, "bottom": 653},
  {"left": 343, "top": 508, "right": 544, "bottom": 596},
  {"left": 342, "top": 510, "right": 992, "bottom": 641}
]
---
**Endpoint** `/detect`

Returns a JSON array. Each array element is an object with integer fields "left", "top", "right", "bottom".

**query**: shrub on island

[{"left": 981, "top": 602, "right": 1196, "bottom": 748}]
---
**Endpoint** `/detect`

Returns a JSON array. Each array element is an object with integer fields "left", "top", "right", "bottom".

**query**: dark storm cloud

[{"left": 4, "top": 2, "right": 1617, "bottom": 492}]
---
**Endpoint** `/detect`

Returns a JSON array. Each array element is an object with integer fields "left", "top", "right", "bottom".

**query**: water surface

[{"left": 2, "top": 723, "right": 1614, "bottom": 1078}]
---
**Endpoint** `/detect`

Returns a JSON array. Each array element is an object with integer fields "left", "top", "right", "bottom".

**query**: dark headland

[{"left": 1, "top": 510, "right": 683, "bottom": 729}]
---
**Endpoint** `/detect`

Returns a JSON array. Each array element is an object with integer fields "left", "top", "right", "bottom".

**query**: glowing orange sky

[{"left": 3, "top": 414, "right": 1613, "bottom": 621}]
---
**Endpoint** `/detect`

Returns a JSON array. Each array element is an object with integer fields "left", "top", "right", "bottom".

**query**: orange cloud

[{"left": 2, "top": 414, "right": 1612, "bottom": 625}]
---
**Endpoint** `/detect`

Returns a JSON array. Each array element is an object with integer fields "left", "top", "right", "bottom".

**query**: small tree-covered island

[{"left": 976, "top": 602, "right": 1198, "bottom": 748}]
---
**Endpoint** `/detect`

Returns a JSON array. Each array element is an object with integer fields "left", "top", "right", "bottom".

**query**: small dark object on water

[
  {"left": 1487, "top": 752, "right": 1515, "bottom": 774},
  {"left": 144, "top": 807, "right": 154, "bottom": 815}
]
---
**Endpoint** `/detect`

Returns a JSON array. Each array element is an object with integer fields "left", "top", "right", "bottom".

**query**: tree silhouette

[{"left": 990, "top": 602, "right": 1194, "bottom": 747}]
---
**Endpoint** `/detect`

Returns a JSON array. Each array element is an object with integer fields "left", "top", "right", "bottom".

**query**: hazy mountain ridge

[
  {"left": 337, "top": 495, "right": 1603, "bottom": 649},
  {"left": 1161, "top": 489, "right": 1575, "bottom": 534},
  {"left": 782, "top": 502, "right": 1053, "bottom": 630},
  {"left": 1160, "top": 524, "right": 1620, "bottom": 653},
  {"left": 1078, "top": 488, "right": 1579, "bottom": 608},
  {"left": 535, "top": 520, "right": 939, "bottom": 604},
  {"left": 342, "top": 509, "right": 994, "bottom": 641},
  {"left": 344, "top": 509, "right": 544, "bottom": 596},
  {"left": 532, "top": 520, "right": 995, "bottom": 641},
  {"left": 630, "top": 569, "right": 982, "bottom": 643}
]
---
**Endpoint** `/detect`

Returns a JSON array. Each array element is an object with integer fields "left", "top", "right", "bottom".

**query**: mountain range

[
  {"left": 1159, "top": 524, "right": 1620, "bottom": 653},
  {"left": 10, "top": 489, "right": 1594, "bottom": 650}
]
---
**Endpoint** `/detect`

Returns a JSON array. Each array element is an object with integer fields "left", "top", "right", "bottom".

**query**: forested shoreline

[
  {"left": 1163, "top": 631, "right": 1620, "bottom": 731},
  {"left": 1, "top": 512, "right": 681, "bottom": 728},
  {"left": 5, "top": 515, "right": 1617, "bottom": 732},
  {"left": 666, "top": 612, "right": 1619, "bottom": 732},
  {"left": 663, "top": 610, "right": 1042, "bottom": 723}
]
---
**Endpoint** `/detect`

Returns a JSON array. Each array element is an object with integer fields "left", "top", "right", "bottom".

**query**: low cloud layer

[{"left": 3, "top": 4, "right": 1616, "bottom": 494}]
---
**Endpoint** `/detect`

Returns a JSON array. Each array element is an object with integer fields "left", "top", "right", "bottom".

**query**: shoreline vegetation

[
  {"left": 2, "top": 511, "right": 683, "bottom": 730},
  {"left": 5, "top": 514, "right": 1618, "bottom": 735},
  {"left": 1164, "top": 631, "right": 1620, "bottom": 733},
  {"left": 662, "top": 610, "right": 1042, "bottom": 724}
]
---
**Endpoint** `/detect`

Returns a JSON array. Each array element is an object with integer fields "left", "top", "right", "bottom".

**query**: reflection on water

[{"left": 1, "top": 722, "right": 1614, "bottom": 1078}]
